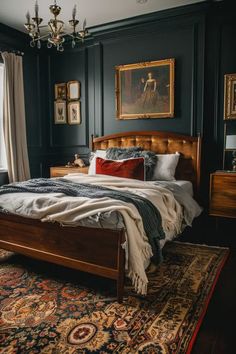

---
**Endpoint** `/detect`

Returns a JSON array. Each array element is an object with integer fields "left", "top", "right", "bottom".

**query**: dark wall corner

[{"left": 0, "top": 171, "right": 9, "bottom": 186}]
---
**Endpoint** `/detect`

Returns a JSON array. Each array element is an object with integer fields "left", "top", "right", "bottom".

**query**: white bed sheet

[
  {"left": 172, "top": 180, "right": 193, "bottom": 197},
  {"left": 57, "top": 170, "right": 194, "bottom": 197}
]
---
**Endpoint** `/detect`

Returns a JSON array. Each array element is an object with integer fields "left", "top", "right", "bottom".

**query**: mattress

[
  {"left": 0, "top": 178, "right": 196, "bottom": 238},
  {"left": 68, "top": 173, "right": 193, "bottom": 196}
]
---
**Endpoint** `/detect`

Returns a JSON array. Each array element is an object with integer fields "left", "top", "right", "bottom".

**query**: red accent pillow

[{"left": 95, "top": 157, "right": 145, "bottom": 180}]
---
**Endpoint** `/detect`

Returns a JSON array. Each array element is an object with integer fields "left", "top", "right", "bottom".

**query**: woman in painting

[{"left": 140, "top": 72, "right": 159, "bottom": 109}]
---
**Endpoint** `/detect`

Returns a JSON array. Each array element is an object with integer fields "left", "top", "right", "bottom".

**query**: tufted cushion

[{"left": 95, "top": 157, "right": 145, "bottom": 180}]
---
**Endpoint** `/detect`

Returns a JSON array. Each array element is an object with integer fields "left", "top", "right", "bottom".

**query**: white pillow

[
  {"left": 153, "top": 152, "right": 180, "bottom": 181},
  {"left": 88, "top": 150, "right": 106, "bottom": 174}
]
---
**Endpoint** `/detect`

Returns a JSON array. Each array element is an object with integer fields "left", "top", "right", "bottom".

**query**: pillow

[
  {"left": 95, "top": 157, "right": 145, "bottom": 180},
  {"left": 106, "top": 147, "right": 157, "bottom": 180},
  {"left": 153, "top": 153, "right": 180, "bottom": 181},
  {"left": 88, "top": 150, "right": 106, "bottom": 175}
]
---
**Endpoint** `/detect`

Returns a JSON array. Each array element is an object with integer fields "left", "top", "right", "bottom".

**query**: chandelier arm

[
  {"left": 59, "top": 32, "right": 88, "bottom": 40},
  {"left": 30, "top": 34, "right": 47, "bottom": 42},
  {"left": 38, "top": 34, "right": 50, "bottom": 40},
  {"left": 60, "top": 32, "right": 78, "bottom": 37}
]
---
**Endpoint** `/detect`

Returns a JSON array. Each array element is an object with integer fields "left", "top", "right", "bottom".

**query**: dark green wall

[
  {"left": 0, "top": 172, "right": 8, "bottom": 185},
  {"left": 200, "top": 2, "right": 236, "bottom": 197},
  {"left": 37, "top": 3, "right": 207, "bottom": 178}
]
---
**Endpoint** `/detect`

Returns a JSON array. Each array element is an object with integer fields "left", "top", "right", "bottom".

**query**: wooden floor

[{"left": 181, "top": 215, "right": 236, "bottom": 354}]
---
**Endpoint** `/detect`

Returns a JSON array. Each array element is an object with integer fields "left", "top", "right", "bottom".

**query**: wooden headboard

[{"left": 91, "top": 131, "right": 201, "bottom": 196}]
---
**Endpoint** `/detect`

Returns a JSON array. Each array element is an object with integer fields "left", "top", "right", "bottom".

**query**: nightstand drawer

[
  {"left": 209, "top": 172, "right": 236, "bottom": 218},
  {"left": 50, "top": 166, "right": 89, "bottom": 178}
]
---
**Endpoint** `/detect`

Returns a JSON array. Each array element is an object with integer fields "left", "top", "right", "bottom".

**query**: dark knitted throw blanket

[{"left": 0, "top": 178, "right": 165, "bottom": 263}]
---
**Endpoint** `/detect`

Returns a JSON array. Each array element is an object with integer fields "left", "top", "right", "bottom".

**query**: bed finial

[{"left": 91, "top": 134, "right": 94, "bottom": 151}]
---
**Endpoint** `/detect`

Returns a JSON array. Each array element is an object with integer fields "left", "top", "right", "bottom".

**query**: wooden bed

[{"left": 0, "top": 131, "right": 201, "bottom": 302}]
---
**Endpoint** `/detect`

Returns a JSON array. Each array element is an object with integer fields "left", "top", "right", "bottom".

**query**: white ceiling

[{"left": 0, "top": 0, "right": 205, "bottom": 33}]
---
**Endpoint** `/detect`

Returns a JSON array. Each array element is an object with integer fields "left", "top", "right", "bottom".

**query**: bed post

[
  {"left": 117, "top": 229, "right": 126, "bottom": 303},
  {"left": 91, "top": 134, "right": 95, "bottom": 152},
  {"left": 196, "top": 134, "right": 202, "bottom": 201}
]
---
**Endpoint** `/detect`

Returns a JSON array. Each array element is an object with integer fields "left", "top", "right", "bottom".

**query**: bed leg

[{"left": 117, "top": 272, "right": 125, "bottom": 303}]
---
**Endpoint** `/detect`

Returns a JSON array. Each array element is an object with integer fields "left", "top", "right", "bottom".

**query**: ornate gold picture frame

[
  {"left": 55, "top": 83, "right": 66, "bottom": 100},
  {"left": 54, "top": 101, "right": 67, "bottom": 124},
  {"left": 67, "top": 81, "right": 80, "bottom": 101},
  {"left": 115, "top": 58, "right": 175, "bottom": 119},
  {"left": 224, "top": 73, "right": 236, "bottom": 120}
]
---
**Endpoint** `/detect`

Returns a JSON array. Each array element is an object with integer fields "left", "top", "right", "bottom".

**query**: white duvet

[{"left": 0, "top": 174, "right": 201, "bottom": 295}]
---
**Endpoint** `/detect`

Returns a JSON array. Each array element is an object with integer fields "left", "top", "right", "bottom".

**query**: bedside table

[
  {"left": 50, "top": 166, "right": 89, "bottom": 178},
  {"left": 209, "top": 171, "right": 236, "bottom": 218}
]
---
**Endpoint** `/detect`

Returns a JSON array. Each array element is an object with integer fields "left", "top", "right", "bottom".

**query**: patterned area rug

[
  {"left": 0, "top": 242, "right": 229, "bottom": 353},
  {"left": 0, "top": 248, "right": 15, "bottom": 262}
]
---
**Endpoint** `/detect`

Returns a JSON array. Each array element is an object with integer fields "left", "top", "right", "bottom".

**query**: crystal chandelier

[{"left": 24, "top": 1, "right": 90, "bottom": 52}]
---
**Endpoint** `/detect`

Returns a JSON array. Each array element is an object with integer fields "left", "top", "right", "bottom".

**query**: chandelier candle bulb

[
  {"left": 26, "top": 11, "right": 31, "bottom": 25},
  {"left": 35, "top": 1, "right": 39, "bottom": 18},
  {"left": 72, "top": 5, "right": 76, "bottom": 20}
]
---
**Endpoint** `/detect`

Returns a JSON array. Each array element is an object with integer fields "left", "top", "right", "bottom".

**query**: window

[{"left": 0, "top": 63, "right": 7, "bottom": 170}]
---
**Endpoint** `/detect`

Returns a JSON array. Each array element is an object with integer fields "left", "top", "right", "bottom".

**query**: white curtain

[
  {"left": 2, "top": 52, "right": 31, "bottom": 182},
  {"left": 0, "top": 63, "right": 7, "bottom": 170}
]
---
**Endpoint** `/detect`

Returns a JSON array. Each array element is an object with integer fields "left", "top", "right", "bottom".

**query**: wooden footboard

[{"left": 0, "top": 212, "right": 126, "bottom": 303}]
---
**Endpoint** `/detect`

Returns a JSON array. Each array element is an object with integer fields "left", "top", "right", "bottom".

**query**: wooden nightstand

[
  {"left": 209, "top": 171, "right": 236, "bottom": 218},
  {"left": 50, "top": 166, "right": 89, "bottom": 178}
]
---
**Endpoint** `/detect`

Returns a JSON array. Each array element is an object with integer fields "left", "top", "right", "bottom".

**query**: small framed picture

[
  {"left": 68, "top": 101, "right": 81, "bottom": 124},
  {"left": 54, "top": 101, "right": 67, "bottom": 124},
  {"left": 224, "top": 73, "right": 236, "bottom": 120},
  {"left": 67, "top": 81, "right": 80, "bottom": 101},
  {"left": 55, "top": 83, "right": 67, "bottom": 100}
]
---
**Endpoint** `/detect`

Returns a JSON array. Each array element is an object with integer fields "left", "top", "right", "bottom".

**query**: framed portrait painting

[
  {"left": 55, "top": 83, "right": 67, "bottom": 100},
  {"left": 115, "top": 58, "right": 175, "bottom": 119},
  {"left": 68, "top": 101, "right": 81, "bottom": 125},
  {"left": 54, "top": 101, "right": 67, "bottom": 124},
  {"left": 224, "top": 73, "right": 236, "bottom": 120}
]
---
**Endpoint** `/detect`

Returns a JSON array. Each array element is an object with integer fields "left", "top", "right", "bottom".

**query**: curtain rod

[
  {"left": 8, "top": 50, "right": 24, "bottom": 56},
  {"left": 0, "top": 49, "right": 24, "bottom": 56}
]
